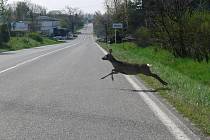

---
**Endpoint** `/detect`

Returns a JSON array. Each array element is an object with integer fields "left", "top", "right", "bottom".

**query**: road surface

[{"left": 0, "top": 24, "right": 201, "bottom": 140}]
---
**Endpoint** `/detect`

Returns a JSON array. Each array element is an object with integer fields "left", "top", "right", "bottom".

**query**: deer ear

[{"left": 109, "top": 49, "right": 112, "bottom": 54}]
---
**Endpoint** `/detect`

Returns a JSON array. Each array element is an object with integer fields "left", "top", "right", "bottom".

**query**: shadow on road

[{"left": 120, "top": 87, "right": 171, "bottom": 93}]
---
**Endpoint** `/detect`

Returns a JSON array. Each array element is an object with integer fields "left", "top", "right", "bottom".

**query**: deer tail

[{"left": 147, "top": 64, "right": 152, "bottom": 67}]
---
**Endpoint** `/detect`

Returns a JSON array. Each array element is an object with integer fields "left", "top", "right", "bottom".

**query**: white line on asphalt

[
  {"left": 0, "top": 42, "right": 80, "bottom": 75},
  {"left": 95, "top": 42, "right": 193, "bottom": 140}
]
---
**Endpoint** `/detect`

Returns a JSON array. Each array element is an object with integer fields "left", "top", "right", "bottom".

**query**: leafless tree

[
  {"left": 28, "top": 2, "right": 47, "bottom": 31},
  {"left": 65, "top": 6, "right": 83, "bottom": 33},
  {"left": 105, "top": 0, "right": 123, "bottom": 14}
]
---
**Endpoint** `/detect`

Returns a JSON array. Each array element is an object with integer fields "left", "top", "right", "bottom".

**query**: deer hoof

[{"left": 111, "top": 77, "right": 114, "bottom": 81}]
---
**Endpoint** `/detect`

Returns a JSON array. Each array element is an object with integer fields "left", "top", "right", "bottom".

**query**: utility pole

[
  {"left": 71, "top": 15, "right": 74, "bottom": 34},
  {"left": 106, "top": 4, "right": 110, "bottom": 44}
]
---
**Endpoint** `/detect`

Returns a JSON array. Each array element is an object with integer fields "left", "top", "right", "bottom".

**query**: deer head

[{"left": 102, "top": 49, "right": 114, "bottom": 61}]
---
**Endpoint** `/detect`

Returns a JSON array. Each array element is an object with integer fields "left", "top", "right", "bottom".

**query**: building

[
  {"left": 11, "top": 21, "right": 29, "bottom": 32},
  {"left": 37, "top": 16, "right": 60, "bottom": 36}
]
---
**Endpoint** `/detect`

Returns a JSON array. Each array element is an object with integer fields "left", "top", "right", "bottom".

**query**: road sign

[
  {"left": 112, "top": 23, "right": 123, "bottom": 44},
  {"left": 112, "top": 23, "right": 123, "bottom": 29}
]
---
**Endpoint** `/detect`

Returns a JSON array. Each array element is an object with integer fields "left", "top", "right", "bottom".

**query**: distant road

[{"left": 0, "top": 24, "right": 200, "bottom": 139}]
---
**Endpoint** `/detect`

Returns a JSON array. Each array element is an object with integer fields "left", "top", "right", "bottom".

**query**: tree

[
  {"left": 144, "top": 0, "right": 193, "bottom": 54},
  {"left": 15, "top": 1, "right": 30, "bottom": 21},
  {"left": 0, "top": 0, "right": 10, "bottom": 44},
  {"left": 28, "top": 2, "right": 47, "bottom": 31},
  {"left": 93, "top": 12, "right": 106, "bottom": 38},
  {"left": 105, "top": 0, "right": 123, "bottom": 14},
  {"left": 65, "top": 6, "right": 84, "bottom": 33},
  {"left": 144, "top": 0, "right": 210, "bottom": 62},
  {"left": 127, "top": 0, "right": 144, "bottom": 33},
  {"left": 0, "top": 24, "right": 10, "bottom": 44}
]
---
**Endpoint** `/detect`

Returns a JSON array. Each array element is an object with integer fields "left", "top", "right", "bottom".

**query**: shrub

[
  {"left": 153, "top": 10, "right": 210, "bottom": 62},
  {"left": 28, "top": 32, "right": 43, "bottom": 43},
  {"left": 135, "top": 27, "right": 151, "bottom": 47},
  {"left": 186, "top": 11, "right": 210, "bottom": 62}
]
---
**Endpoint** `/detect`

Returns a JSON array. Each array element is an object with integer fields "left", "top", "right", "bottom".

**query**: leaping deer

[{"left": 101, "top": 49, "right": 168, "bottom": 85}]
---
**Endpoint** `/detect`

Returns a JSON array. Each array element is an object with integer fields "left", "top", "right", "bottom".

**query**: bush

[
  {"left": 186, "top": 11, "right": 210, "bottom": 62},
  {"left": 153, "top": 10, "right": 210, "bottom": 62},
  {"left": 135, "top": 27, "right": 151, "bottom": 47},
  {"left": 28, "top": 32, "right": 43, "bottom": 43}
]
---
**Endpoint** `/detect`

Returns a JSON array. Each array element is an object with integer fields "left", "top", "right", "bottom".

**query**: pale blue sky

[{"left": 8, "top": 0, "right": 105, "bottom": 13}]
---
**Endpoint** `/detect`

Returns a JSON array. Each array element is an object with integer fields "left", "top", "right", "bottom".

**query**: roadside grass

[
  {"left": 42, "top": 37, "right": 63, "bottom": 45},
  {"left": 99, "top": 42, "right": 210, "bottom": 135},
  {"left": 0, "top": 37, "right": 63, "bottom": 51}
]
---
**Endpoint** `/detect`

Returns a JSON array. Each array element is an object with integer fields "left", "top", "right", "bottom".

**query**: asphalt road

[{"left": 0, "top": 24, "right": 201, "bottom": 140}]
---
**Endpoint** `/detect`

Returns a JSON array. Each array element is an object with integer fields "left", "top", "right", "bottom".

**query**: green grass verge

[
  {"left": 99, "top": 42, "right": 210, "bottom": 136},
  {"left": 0, "top": 37, "right": 63, "bottom": 52}
]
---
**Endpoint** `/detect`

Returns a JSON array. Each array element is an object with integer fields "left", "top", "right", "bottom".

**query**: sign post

[
  {"left": 115, "top": 28, "right": 117, "bottom": 44},
  {"left": 112, "top": 23, "right": 123, "bottom": 44}
]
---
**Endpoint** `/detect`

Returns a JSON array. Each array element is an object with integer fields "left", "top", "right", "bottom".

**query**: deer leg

[
  {"left": 111, "top": 69, "right": 119, "bottom": 81},
  {"left": 111, "top": 72, "right": 114, "bottom": 81},
  {"left": 150, "top": 73, "right": 168, "bottom": 85},
  {"left": 101, "top": 72, "right": 114, "bottom": 80},
  {"left": 101, "top": 69, "right": 118, "bottom": 80}
]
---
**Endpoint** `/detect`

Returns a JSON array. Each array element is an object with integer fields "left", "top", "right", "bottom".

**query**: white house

[
  {"left": 37, "top": 16, "right": 60, "bottom": 36},
  {"left": 11, "top": 21, "right": 29, "bottom": 32}
]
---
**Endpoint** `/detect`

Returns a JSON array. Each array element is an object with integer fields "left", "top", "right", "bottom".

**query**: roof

[
  {"left": 11, "top": 21, "right": 29, "bottom": 24},
  {"left": 37, "top": 16, "right": 60, "bottom": 21}
]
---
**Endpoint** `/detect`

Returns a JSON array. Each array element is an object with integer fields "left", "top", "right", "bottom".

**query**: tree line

[{"left": 93, "top": 0, "right": 210, "bottom": 62}]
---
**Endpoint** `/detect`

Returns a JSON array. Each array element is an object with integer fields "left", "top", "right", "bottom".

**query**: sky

[{"left": 8, "top": 0, "right": 105, "bottom": 14}]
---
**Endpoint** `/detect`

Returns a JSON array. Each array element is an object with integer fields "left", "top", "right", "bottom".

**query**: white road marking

[
  {"left": 0, "top": 42, "right": 80, "bottom": 75},
  {"left": 95, "top": 42, "right": 193, "bottom": 140}
]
